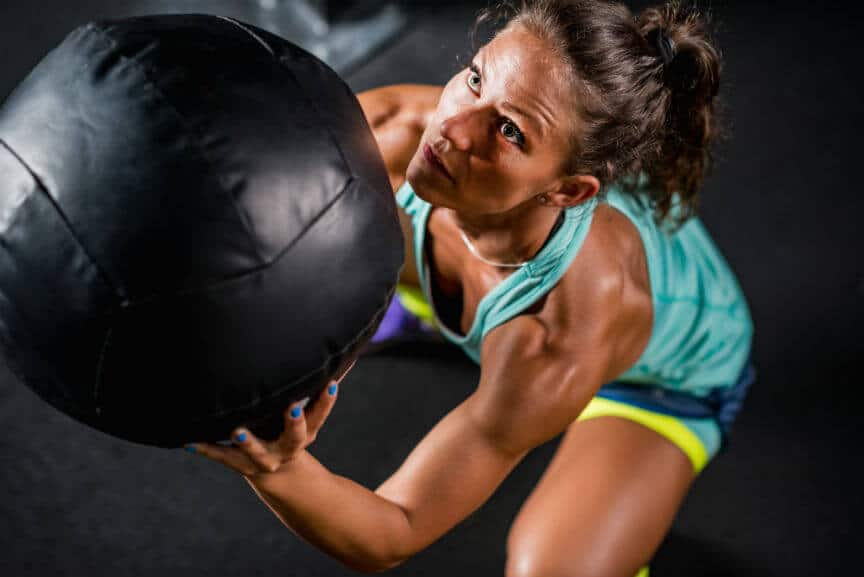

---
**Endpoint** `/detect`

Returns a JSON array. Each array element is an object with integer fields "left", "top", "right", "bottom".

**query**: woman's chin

[
  {"left": 406, "top": 164, "right": 443, "bottom": 205},
  {"left": 410, "top": 180, "right": 455, "bottom": 209}
]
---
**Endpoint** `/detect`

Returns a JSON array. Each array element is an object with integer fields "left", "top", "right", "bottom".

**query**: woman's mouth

[{"left": 423, "top": 144, "right": 453, "bottom": 183}]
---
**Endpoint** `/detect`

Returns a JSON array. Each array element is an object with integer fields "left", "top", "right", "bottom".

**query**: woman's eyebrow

[{"left": 475, "top": 56, "right": 547, "bottom": 139}]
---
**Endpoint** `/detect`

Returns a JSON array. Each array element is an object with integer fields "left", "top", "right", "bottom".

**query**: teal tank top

[{"left": 395, "top": 179, "right": 753, "bottom": 395}]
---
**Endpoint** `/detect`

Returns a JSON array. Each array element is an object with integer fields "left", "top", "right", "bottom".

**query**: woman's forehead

[
  {"left": 476, "top": 25, "right": 576, "bottom": 141},
  {"left": 481, "top": 24, "right": 565, "bottom": 72}
]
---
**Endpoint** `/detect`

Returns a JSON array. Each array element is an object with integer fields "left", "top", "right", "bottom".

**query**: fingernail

[
  {"left": 236, "top": 432, "right": 247, "bottom": 443},
  {"left": 184, "top": 445, "right": 196, "bottom": 454},
  {"left": 328, "top": 384, "right": 337, "bottom": 396},
  {"left": 291, "top": 406, "right": 302, "bottom": 419}
]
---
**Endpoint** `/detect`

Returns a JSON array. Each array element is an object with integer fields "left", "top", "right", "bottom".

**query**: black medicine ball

[{"left": 0, "top": 14, "right": 402, "bottom": 447}]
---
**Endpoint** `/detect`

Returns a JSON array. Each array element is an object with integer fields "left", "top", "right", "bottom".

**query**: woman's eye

[
  {"left": 500, "top": 120, "right": 525, "bottom": 147},
  {"left": 465, "top": 64, "right": 524, "bottom": 148},
  {"left": 467, "top": 68, "right": 481, "bottom": 93}
]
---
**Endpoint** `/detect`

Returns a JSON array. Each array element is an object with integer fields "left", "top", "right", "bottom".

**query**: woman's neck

[{"left": 449, "top": 203, "right": 564, "bottom": 267}]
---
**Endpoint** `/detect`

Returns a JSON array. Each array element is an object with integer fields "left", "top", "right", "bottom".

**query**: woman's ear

[{"left": 547, "top": 174, "right": 600, "bottom": 207}]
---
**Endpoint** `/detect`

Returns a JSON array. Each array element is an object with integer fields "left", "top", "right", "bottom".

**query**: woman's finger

[
  {"left": 305, "top": 358, "right": 354, "bottom": 436},
  {"left": 275, "top": 358, "right": 355, "bottom": 454},
  {"left": 304, "top": 380, "right": 339, "bottom": 439},
  {"left": 278, "top": 398, "right": 310, "bottom": 454},
  {"left": 230, "top": 428, "right": 282, "bottom": 473},
  {"left": 187, "top": 442, "right": 259, "bottom": 477}
]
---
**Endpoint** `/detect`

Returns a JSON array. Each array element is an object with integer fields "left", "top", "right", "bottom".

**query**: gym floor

[{"left": 1, "top": 1, "right": 861, "bottom": 575}]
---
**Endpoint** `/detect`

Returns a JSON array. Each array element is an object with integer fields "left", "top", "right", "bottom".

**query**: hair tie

[{"left": 649, "top": 27, "right": 676, "bottom": 65}]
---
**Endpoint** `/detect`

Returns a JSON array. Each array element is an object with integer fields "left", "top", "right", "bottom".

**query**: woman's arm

[
  {"left": 243, "top": 397, "right": 527, "bottom": 573},
  {"left": 228, "top": 288, "right": 619, "bottom": 573}
]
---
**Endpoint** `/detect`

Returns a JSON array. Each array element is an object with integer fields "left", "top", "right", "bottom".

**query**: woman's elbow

[
  {"left": 341, "top": 500, "right": 417, "bottom": 573},
  {"left": 343, "top": 551, "right": 409, "bottom": 574}
]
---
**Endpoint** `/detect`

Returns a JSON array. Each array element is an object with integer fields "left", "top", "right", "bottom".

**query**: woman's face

[{"left": 406, "top": 24, "right": 579, "bottom": 216}]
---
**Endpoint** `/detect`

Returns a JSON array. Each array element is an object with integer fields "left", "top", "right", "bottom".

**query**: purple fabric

[{"left": 370, "top": 295, "right": 426, "bottom": 343}]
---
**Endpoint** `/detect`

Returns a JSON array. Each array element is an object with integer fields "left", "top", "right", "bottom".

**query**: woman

[{"left": 188, "top": 1, "right": 754, "bottom": 575}]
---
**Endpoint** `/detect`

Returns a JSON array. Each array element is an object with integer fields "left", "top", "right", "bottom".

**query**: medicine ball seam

[
  {"left": 249, "top": 17, "right": 360, "bottom": 202},
  {"left": 215, "top": 16, "right": 276, "bottom": 58},
  {"left": 281, "top": 66, "right": 356, "bottom": 188},
  {"left": 92, "top": 175, "right": 383, "bottom": 427},
  {"left": 0, "top": 138, "right": 34, "bottom": 233},
  {"left": 94, "top": 178, "right": 393, "bottom": 428},
  {"left": 91, "top": 22, "right": 267, "bottom": 275},
  {"left": 110, "top": 172, "right": 355, "bottom": 314},
  {"left": 266, "top": 174, "right": 355, "bottom": 276},
  {"left": 97, "top": 17, "right": 369, "bottom": 300},
  {"left": 203, "top": 15, "right": 371, "bottom": 280},
  {"left": 0, "top": 138, "right": 121, "bottom": 305},
  {"left": 194, "top": 283, "right": 395, "bottom": 422},
  {"left": 214, "top": 13, "right": 365, "bottom": 225},
  {"left": 91, "top": 325, "right": 114, "bottom": 416},
  {"left": 0, "top": 298, "right": 30, "bottom": 392}
]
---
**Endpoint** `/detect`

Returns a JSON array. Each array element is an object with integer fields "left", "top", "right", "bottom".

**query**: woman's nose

[{"left": 440, "top": 107, "right": 487, "bottom": 152}]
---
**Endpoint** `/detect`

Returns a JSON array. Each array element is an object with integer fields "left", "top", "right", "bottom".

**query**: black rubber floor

[{"left": 1, "top": 1, "right": 861, "bottom": 575}]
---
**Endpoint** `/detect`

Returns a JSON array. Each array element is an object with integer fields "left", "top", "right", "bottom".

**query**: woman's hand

[{"left": 186, "top": 361, "right": 355, "bottom": 477}]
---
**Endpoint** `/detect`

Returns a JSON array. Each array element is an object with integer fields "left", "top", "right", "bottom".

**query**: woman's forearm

[{"left": 243, "top": 450, "right": 411, "bottom": 573}]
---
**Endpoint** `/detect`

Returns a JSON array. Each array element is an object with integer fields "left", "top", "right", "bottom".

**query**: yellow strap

[
  {"left": 577, "top": 397, "right": 709, "bottom": 474},
  {"left": 396, "top": 284, "right": 437, "bottom": 328}
]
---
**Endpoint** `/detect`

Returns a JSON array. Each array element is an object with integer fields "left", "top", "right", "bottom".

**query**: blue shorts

[{"left": 581, "top": 358, "right": 756, "bottom": 472}]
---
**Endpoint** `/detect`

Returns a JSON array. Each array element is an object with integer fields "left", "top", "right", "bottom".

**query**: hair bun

[{"left": 646, "top": 27, "right": 676, "bottom": 65}]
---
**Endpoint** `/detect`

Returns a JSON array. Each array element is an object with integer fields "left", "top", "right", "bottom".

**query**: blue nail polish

[
  {"left": 328, "top": 384, "right": 337, "bottom": 396},
  {"left": 185, "top": 445, "right": 196, "bottom": 454},
  {"left": 236, "top": 432, "right": 247, "bottom": 443},
  {"left": 291, "top": 406, "right": 302, "bottom": 419}
]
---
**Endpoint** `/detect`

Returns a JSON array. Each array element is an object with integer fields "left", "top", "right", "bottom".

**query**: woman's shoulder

[
  {"left": 542, "top": 204, "right": 653, "bottom": 380},
  {"left": 357, "top": 84, "right": 442, "bottom": 133},
  {"left": 356, "top": 84, "right": 442, "bottom": 191}
]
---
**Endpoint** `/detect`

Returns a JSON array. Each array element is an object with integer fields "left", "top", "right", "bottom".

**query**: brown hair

[{"left": 473, "top": 0, "right": 727, "bottom": 226}]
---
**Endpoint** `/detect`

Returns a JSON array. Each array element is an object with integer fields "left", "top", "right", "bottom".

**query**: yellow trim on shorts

[
  {"left": 577, "top": 397, "right": 709, "bottom": 474},
  {"left": 396, "top": 284, "right": 437, "bottom": 328}
]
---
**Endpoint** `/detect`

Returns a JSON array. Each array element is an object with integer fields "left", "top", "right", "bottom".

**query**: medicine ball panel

[{"left": 0, "top": 146, "right": 116, "bottom": 419}]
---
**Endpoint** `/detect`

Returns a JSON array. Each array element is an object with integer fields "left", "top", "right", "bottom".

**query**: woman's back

[{"left": 605, "top": 184, "right": 753, "bottom": 395}]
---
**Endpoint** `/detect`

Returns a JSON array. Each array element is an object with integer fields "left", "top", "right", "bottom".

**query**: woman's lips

[{"left": 423, "top": 144, "right": 453, "bottom": 182}]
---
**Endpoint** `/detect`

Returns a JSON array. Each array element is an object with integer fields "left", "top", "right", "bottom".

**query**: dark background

[{"left": 1, "top": 0, "right": 861, "bottom": 575}]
